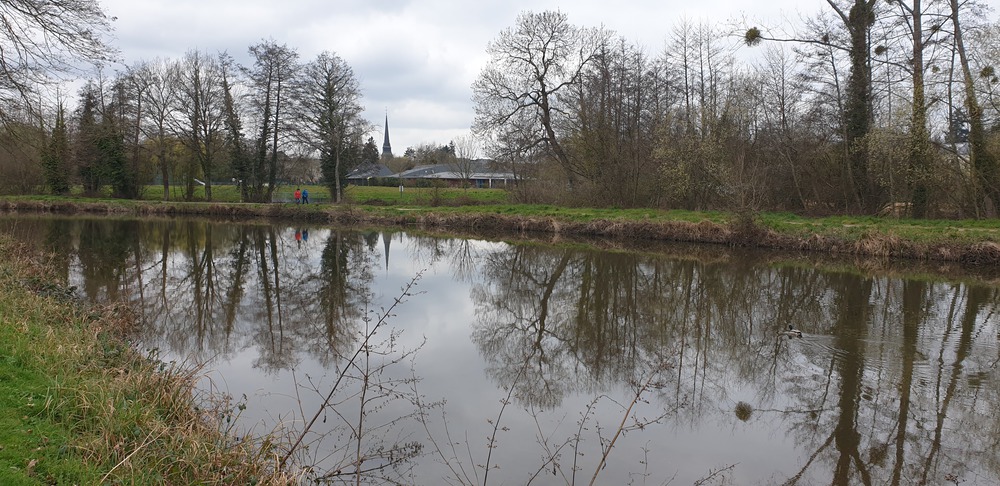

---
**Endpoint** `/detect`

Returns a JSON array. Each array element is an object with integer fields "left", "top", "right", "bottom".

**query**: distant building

[
  {"left": 346, "top": 162, "right": 395, "bottom": 185},
  {"left": 395, "top": 160, "right": 514, "bottom": 188},
  {"left": 381, "top": 114, "right": 392, "bottom": 159},
  {"left": 347, "top": 159, "right": 515, "bottom": 188}
]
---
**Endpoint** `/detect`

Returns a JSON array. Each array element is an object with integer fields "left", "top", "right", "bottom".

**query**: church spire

[{"left": 382, "top": 111, "right": 392, "bottom": 158}]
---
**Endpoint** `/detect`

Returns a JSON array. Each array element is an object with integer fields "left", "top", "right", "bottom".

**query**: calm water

[{"left": 2, "top": 214, "right": 999, "bottom": 485}]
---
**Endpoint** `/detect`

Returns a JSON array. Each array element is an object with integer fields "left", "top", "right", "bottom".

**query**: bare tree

[
  {"left": 657, "top": 21, "right": 739, "bottom": 210},
  {"left": 746, "top": 0, "right": 884, "bottom": 213},
  {"left": 950, "top": 0, "right": 998, "bottom": 215},
  {"left": 754, "top": 46, "right": 812, "bottom": 208},
  {"left": 174, "top": 50, "right": 226, "bottom": 201},
  {"left": 130, "top": 59, "right": 180, "bottom": 200},
  {"left": 245, "top": 40, "right": 298, "bottom": 202},
  {"left": 0, "top": 0, "right": 115, "bottom": 126},
  {"left": 450, "top": 133, "right": 479, "bottom": 189},
  {"left": 289, "top": 51, "right": 365, "bottom": 203},
  {"left": 571, "top": 37, "right": 664, "bottom": 207},
  {"left": 473, "top": 10, "right": 608, "bottom": 187},
  {"left": 889, "top": 0, "right": 951, "bottom": 218}
]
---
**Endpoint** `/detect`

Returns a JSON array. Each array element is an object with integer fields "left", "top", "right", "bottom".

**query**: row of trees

[
  {"left": 45, "top": 44, "right": 372, "bottom": 202},
  {"left": 4, "top": 1, "right": 1000, "bottom": 217},
  {"left": 0, "top": 0, "right": 372, "bottom": 203},
  {"left": 474, "top": 5, "right": 1000, "bottom": 217},
  {"left": 0, "top": 0, "right": 483, "bottom": 203}
]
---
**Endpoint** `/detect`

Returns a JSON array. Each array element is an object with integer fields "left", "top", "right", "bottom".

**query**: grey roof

[
  {"left": 397, "top": 164, "right": 450, "bottom": 178},
  {"left": 347, "top": 163, "right": 395, "bottom": 179},
  {"left": 396, "top": 160, "right": 514, "bottom": 180}
]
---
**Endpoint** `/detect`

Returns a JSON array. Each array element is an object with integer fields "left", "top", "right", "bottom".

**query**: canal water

[{"left": 1, "top": 214, "right": 998, "bottom": 485}]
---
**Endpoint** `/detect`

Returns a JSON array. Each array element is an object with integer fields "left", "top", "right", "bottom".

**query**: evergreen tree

[
  {"left": 41, "top": 104, "right": 70, "bottom": 195},
  {"left": 75, "top": 85, "right": 101, "bottom": 195},
  {"left": 98, "top": 107, "right": 132, "bottom": 198},
  {"left": 361, "top": 136, "right": 379, "bottom": 166}
]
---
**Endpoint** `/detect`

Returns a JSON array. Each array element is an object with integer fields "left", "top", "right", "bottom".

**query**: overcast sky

[{"left": 99, "top": 0, "right": 813, "bottom": 155}]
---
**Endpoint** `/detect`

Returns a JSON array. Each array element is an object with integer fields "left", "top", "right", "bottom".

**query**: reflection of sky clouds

[{"left": 3, "top": 216, "right": 1000, "bottom": 485}]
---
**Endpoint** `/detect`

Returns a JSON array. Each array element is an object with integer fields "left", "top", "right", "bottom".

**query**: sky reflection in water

[{"left": 1, "top": 215, "right": 998, "bottom": 485}]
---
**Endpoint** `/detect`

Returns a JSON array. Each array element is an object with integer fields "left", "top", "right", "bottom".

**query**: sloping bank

[
  {"left": 0, "top": 235, "right": 294, "bottom": 484},
  {"left": 2, "top": 198, "right": 1000, "bottom": 266}
]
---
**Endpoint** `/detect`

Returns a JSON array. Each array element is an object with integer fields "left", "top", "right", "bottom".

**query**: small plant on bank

[
  {"left": 729, "top": 209, "right": 767, "bottom": 247},
  {"left": 279, "top": 272, "right": 428, "bottom": 483}
]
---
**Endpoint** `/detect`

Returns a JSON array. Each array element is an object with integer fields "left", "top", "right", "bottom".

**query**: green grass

[
  {"left": 140, "top": 183, "right": 328, "bottom": 203},
  {"left": 356, "top": 203, "right": 728, "bottom": 222},
  {"left": 0, "top": 257, "right": 102, "bottom": 484},
  {"left": 756, "top": 212, "right": 1000, "bottom": 244},
  {"left": 342, "top": 185, "right": 510, "bottom": 205},
  {"left": 0, "top": 237, "right": 292, "bottom": 485},
  {"left": 7, "top": 183, "right": 1000, "bottom": 247},
  {"left": 136, "top": 183, "right": 509, "bottom": 205}
]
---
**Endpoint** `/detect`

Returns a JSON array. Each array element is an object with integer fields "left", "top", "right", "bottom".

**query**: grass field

[
  {"left": 5, "top": 184, "right": 1000, "bottom": 253},
  {"left": 138, "top": 183, "right": 510, "bottom": 206}
]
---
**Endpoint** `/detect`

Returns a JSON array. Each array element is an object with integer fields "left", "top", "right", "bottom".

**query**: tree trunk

[
  {"left": 842, "top": 0, "right": 877, "bottom": 213},
  {"left": 951, "top": 0, "right": 998, "bottom": 216},
  {"left": 909, "top": 0, "right": 931, "bottom": 218},
  {"left": 159, "top": 131, "right": 169, "bottom": 201},
  {"left": 335, "top": 135, "right": 342, "bottom": 203}
]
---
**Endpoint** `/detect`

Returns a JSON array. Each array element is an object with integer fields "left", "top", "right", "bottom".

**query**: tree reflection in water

[{"left": 1, "top": 215, "right": 999, "bottom": 485}]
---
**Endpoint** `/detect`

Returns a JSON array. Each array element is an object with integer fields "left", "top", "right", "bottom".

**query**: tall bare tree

[
  {"left": 890, "top": 0, "right": 950, "bottom": 218},
  {"left": 950, "top": 0, "right": 998, "bottom": 215},
  {"left": 175, "top": 50, "right": 226, "bottom": 201},
  {"left": 289, "top": 50, "right": 364, "bottom": 203},
  {"left": 130, "top": 59, "right": 180, "bottom": 200},
  {"left": 658, "top": 21, "right": 737, "bottom": 210},
  {"left": 747, "top": 0, "right": 884, "bottom": 213},
  {"left": 245, "top": 40, "right": 298, "bottom": 202},
  {"left": 571, "top": 38, "right": 662, "bottom": 207},
  {"left": 473, "top": 10, "right": 608, "bottom": 187}
]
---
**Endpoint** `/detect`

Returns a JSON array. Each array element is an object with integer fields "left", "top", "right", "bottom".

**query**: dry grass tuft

[
  {"left": 960, "top": 242, "right": 1000, "bottom": 266},
  {"left": 854, "top": 230, "right": 903, "bottom": 258},
  {"left": 727, "top": 213, "right": 766, "bottom": 247}
]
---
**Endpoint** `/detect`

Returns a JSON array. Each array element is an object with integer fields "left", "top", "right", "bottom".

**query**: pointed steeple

[
  {"left": 382, "top": 231, "right": 391, "bottom": 270},
  {"left": 381, "top": 112, "right": 392, "bottom": 158}
]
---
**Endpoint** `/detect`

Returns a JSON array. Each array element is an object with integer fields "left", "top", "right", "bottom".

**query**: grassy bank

[
  {"left": 2, "top": 192, "right": 1000, "bottom": 265},
  {"left": 139, "top": 183, "right": 511, "bottom": 205},
  {"left": 0, "top": 236, "right": 292, "bottom": 485}
]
